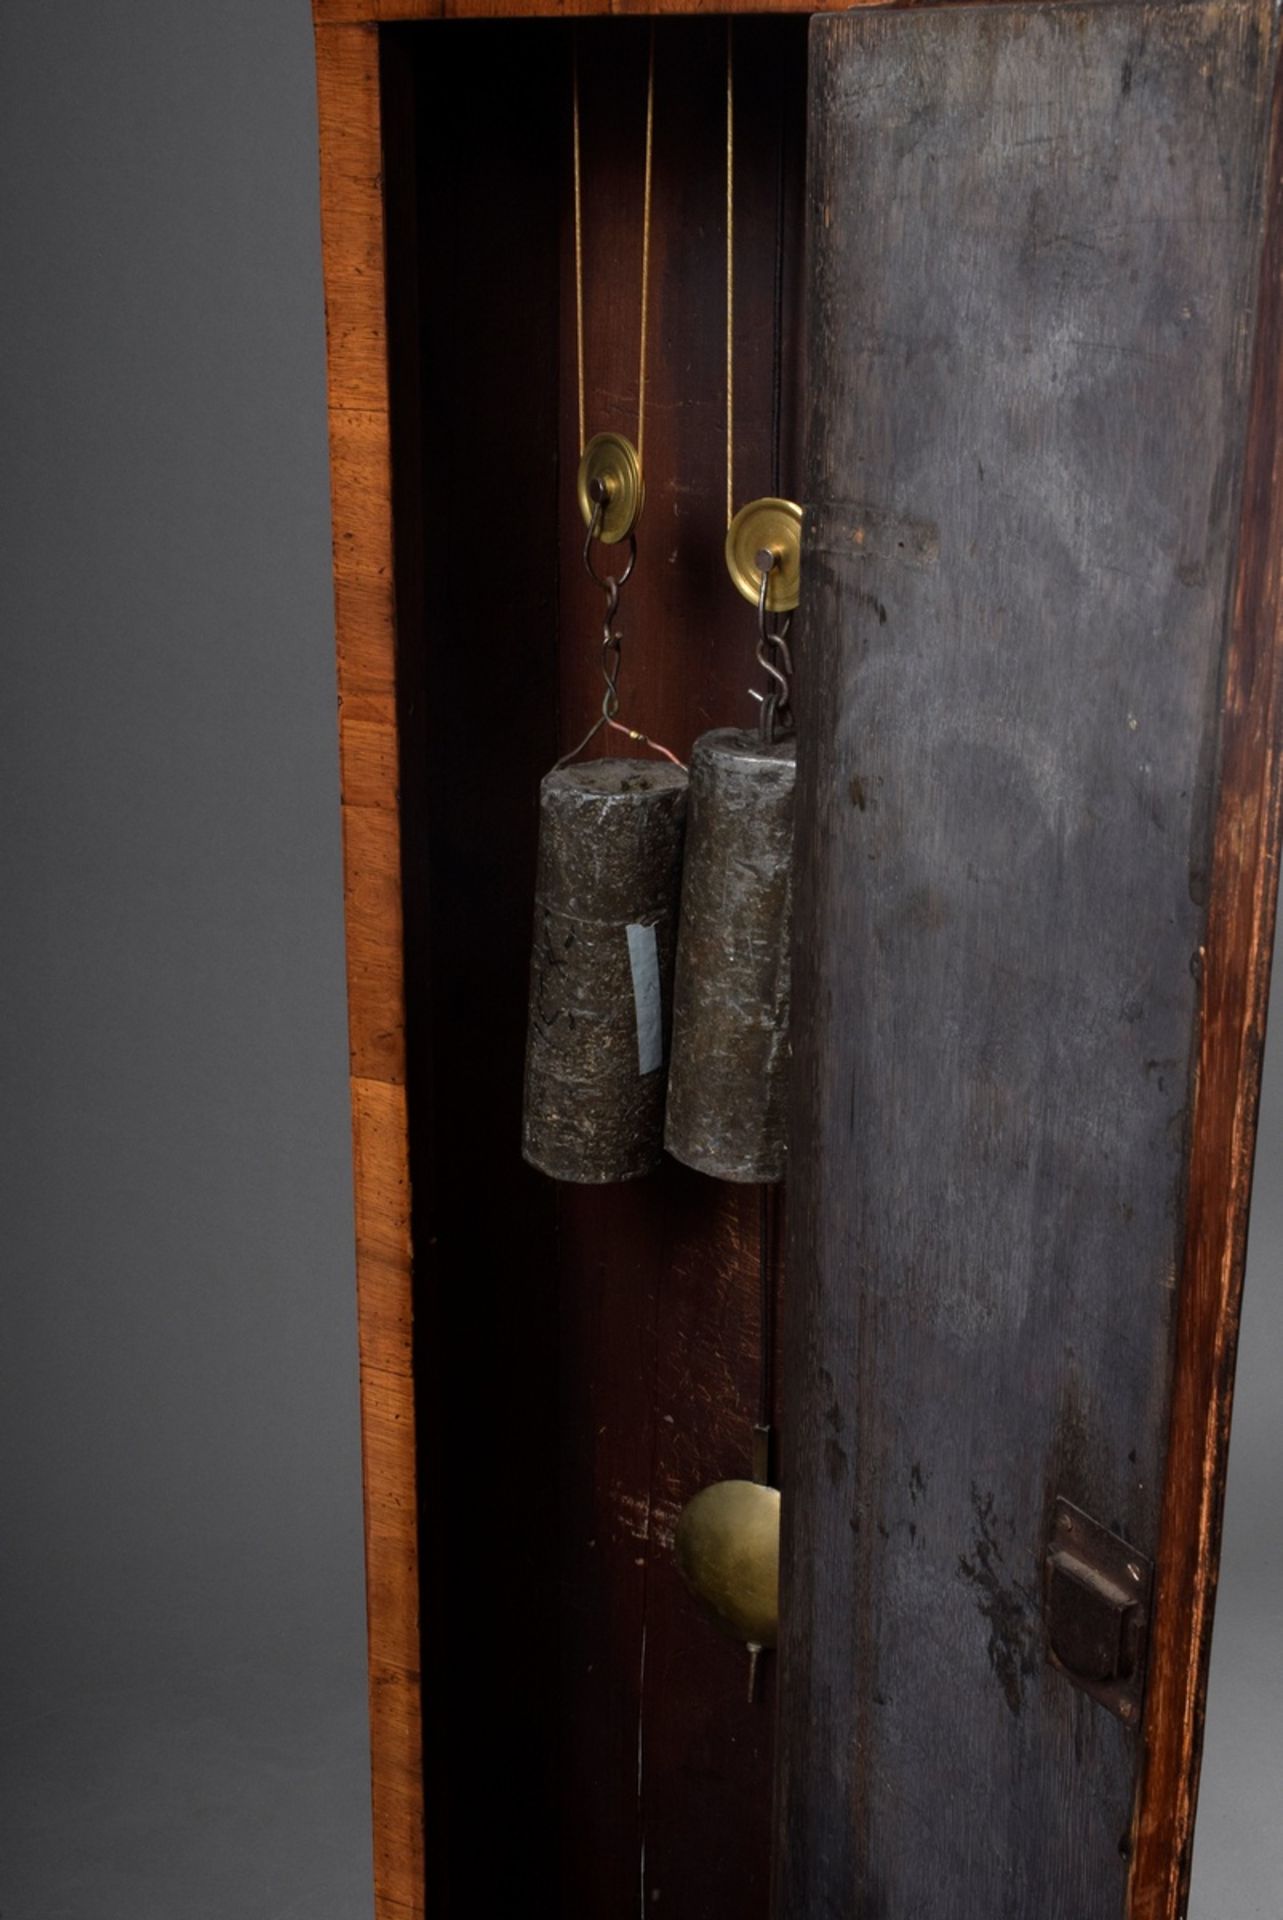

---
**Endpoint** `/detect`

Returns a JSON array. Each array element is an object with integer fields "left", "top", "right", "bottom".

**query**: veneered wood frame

[
  {"left": 1130, "top": 35, "right": 1283, "bottom": 1918},
  {"left": 314, "top": 23, "right": 422, "bottom": 1918},
  {"left": 316, "top": 0, "right": 840, "bottom": 19},
  {"left": 311, "top": 5, "right": 1283, "bottom": 1919}
]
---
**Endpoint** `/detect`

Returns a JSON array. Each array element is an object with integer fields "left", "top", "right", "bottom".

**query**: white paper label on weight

[{"left": 626, "top": 922, "right": 663, "bottom": 1076}]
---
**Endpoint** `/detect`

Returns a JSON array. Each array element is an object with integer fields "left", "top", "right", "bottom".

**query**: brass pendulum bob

[{"left": 675, "top": 1424, "right": 781, "bottom": 1702}]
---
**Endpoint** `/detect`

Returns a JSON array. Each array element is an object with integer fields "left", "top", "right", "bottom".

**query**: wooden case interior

[{"left": 380, "top": 17, "right": 808, "bottom": 1911}]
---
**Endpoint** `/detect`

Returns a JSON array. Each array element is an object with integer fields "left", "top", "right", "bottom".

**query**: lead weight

[
  {"left": 522, "top": 759, "right": 688, "bottom": 1183},
  {"left": 665, "top": 728, "right": 796, "bottom": 1183}
]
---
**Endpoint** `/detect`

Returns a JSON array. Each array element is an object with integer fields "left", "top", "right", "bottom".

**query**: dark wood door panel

[{"left": 779, "top": 5, "right": 1278, "bottom": 1915}]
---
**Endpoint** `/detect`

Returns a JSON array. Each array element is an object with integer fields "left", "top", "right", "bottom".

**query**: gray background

[
  {"left": 0, "top": 3, "right": 373, "bottom": 1916},
  {"left": 0, "top": 3, "right": 1276, "bottom": 1917}
]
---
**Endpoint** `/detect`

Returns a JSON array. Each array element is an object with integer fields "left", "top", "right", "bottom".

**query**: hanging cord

[
  {"left": 770, "top": 105, "right": 787, "bottom": 497},
  {"left": 724, "top": 21, "right": 733, "bottom": 525},
  {"left": 725, "top": 29, "right": 794, "bottom": 750},
  {"left": 573, "top": 36, "right": 587, "bottom": 458},
  {"left": 573, "top": 26, "right": 655, "bottom": 466},
  {"left": 638, "top": 24, "right": 655, "bottom": 475},
  {"left": 758, "top": 110, "right": 794, "bottom": 747},
  {"left": 561, "top": 29, "right": 682, "bottom": 774}
]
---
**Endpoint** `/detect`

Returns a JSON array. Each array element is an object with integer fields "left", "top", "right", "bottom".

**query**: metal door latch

[{"left": 1044, "top": 1498, "right": 1152, "bottom": 1723}]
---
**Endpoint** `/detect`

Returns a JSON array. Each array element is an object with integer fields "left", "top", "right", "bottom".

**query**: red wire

[{"left": 606, "top": 718, "right": 686, "bottom": 770}]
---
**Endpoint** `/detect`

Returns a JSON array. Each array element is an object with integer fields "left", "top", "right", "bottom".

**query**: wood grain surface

[
  {"left": 312, "top": 0, "right": 1263, "bottom": 21},
  {"left": 375, "top": 17, "right": 806, "bottom": 1916},
  {"left": 315, "top": 22, "right": 424, "bottom": 1919},
  {"left": 388, "top": 34, "right": 563, "bottom": 1905},
  {"left": 778, "top": 5, "right": 1278, "bottom": 1917},
  {"left": 314, "top": 3, "right": 1283, "bottom": 1914},
  {"left": 1130, "top": 23, "right": 1283, "bottom": 1919},
  {"left": 316, "top": 0, "right": 851, "bottom": 22},
  {"left": 553, "top": 24, "right": 805, "bottom": 1911},
  {"left": 317, "top": 13, "right": 803, "bottom": 1912}
]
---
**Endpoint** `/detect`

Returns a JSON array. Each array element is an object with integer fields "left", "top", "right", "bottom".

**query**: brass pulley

[
  {"left": 725, "top": 496, "right": 803, "bottom": 612},
  {"left": 577, "top": 431, "right": 645, "bottom": 545}
]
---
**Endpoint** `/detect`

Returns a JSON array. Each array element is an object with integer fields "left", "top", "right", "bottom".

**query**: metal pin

[{"left": 752, "top": 1422, "right": 772, "bottom": 1489}]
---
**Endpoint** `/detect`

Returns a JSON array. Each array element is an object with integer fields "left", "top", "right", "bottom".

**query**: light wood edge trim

[
  {"left": 1130, "top": 26, "right": 1283, "bottom": 1920},
  {"left": 308, "top": 0, "right": 1245, "bottom": 28},
  {"left": 313, "top": 0, "right": 865, "bottom": 22},
  {"left": 316, "top": 23, "right": 425, "bottom": 1920}
]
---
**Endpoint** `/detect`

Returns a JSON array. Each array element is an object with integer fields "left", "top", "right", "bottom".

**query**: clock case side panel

[
  {"left": 1131, "top": 25, "right": 1283, "bottom": 1920},
  {"left": 315, "top": 21, "right": 425, "bottom": 1920},
  {"left": 377, "top": 19, "right": 564, "bottom": 1911}
]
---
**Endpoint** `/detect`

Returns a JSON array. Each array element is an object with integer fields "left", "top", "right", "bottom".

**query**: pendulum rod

[
  {"left": 754, "top": 1189, "right": 776, "bottom": 1489},
  {"left": 732, "top": 32, "right": 786, "bottom": 1696},
  {"left": 726, "top": 23, "right": 780, "bottom": 1498},
  {"left": 757, "top": 60, "right": 792, "bottom": 1507}
]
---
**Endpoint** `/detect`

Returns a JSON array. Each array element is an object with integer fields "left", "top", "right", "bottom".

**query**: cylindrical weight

[
  {"left": 665, "top": 728, "right": 796, "bottom": 1183},
  {"left": 523, "top": 758, "right": 688, "bottom": 1183}
]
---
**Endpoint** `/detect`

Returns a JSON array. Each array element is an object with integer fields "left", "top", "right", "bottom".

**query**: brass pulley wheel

[
  {"left": 726, "top": 496, "right": 803, "bottom": 612},
  {"left": 577, "top": 432, "right": 645, "bottom": 546}
]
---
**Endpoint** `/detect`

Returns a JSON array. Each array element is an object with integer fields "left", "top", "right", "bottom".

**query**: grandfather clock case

[{"left": 312, "top": 2, "right": 1283, "bottom": 1915}]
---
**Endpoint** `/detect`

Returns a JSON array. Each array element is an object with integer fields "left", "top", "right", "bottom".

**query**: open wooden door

[{"left": 779, "top": 4, "right": 1283, "bottom": 1916}]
